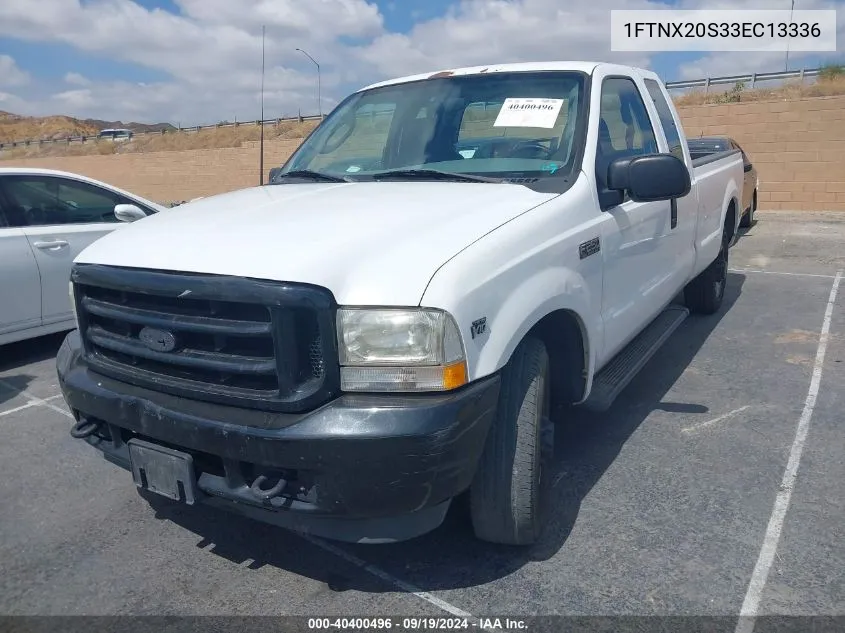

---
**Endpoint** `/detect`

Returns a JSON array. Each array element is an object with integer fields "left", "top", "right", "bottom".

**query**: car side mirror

[
  {"left": 606, "top": 153, "right": 691, "bottom": 204},
  {"left": 744, "top": 163, "right": 753, "bottom": 173},
  {"left": 114, "top": 203, "right": 148, "bottom": 223},
  {"left": 268, "top": 167, "right": 282, "bottom": 182}
]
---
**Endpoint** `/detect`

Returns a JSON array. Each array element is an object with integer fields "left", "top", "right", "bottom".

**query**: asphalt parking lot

[{"left": 1, "top": 210, "right": 843, "bottom": 628}]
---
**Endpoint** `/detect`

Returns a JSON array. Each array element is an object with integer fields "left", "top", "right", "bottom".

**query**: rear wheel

[
  {"left": 685, "top": 231, "right": 729, "bottom": 315},
  {"left": 469, "top": 337, "right": 554, "bottom": 545}
]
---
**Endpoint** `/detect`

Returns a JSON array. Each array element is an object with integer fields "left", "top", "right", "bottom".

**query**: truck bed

[
  {"left": 687, "top": 146, "right": 745, "bottom": 279},
  {"left": 689, "top": 147, "right": 741, "bottom": 167}
]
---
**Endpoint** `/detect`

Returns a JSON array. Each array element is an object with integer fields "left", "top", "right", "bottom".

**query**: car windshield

[{"left": 276, "top": 71, "right": 586, "bottom": 186}]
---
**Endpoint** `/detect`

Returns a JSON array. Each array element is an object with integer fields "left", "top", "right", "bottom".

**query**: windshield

[{"left": 277, "top": 71, "right": 587, "bottom": 188}]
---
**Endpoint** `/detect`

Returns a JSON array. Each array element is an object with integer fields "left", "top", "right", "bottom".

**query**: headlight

[{"left": 336, "top": 308, "right": 467, "bottom": 392}]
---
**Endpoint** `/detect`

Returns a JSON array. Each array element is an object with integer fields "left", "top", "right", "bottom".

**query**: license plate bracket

[{"left": 128, "top": 438, "right": 198, "bottom": 504}]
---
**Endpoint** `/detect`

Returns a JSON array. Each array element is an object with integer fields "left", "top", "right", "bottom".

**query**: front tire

[
  {"left": 469, "top": 337, "right": 554, "bottom": 545},
  {"left": 685, "top": 231, "right": 729, "bottom": 315}
]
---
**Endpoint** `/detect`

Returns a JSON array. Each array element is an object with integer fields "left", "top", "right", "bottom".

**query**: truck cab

[{"left": 58, "top": 62, "right": 744, "bottom": 545}]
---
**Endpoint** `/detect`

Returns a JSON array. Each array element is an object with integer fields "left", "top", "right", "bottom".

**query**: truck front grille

[{"left": 71, "top": 264, "right": 339, "bottom": 413}]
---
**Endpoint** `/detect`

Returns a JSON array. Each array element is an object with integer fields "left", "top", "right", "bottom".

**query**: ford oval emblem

[{"left": 138, "top": 326, "right": 177, "bottom": 353}]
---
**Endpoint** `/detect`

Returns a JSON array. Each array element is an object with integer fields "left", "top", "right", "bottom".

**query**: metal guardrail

[
  {"left": 0, "top": 114, "right": 324, "bottom": 151},
  {"left": 664, "top": 67, "right": 820, "bottom": 92},
  {"left": 0, "top": 66, "right": 828, "bottom": 150}
]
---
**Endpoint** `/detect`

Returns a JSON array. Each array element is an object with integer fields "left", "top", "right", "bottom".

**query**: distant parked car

[
  {"left": 687, "top": 136, "right": 758, "bottom": 228},
  {"left": 98, "top": 128, "right": 133, "bottom": 142},
  {"left": 0, "top": 167, "right": 166, "bottom": 346}
]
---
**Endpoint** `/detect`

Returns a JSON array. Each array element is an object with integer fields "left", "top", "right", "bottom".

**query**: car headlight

[{"left": 336, "top": 308, "right": 467, "bottom": 392}]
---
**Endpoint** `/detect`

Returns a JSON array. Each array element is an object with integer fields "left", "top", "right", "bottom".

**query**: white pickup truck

[{"left": 58, "top": 62, "right": 744, "bottom": 546}]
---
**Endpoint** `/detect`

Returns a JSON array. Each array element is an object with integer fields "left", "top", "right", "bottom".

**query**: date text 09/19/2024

[{"left": 306, "top": 617, "right": 528, "bottom": 630}]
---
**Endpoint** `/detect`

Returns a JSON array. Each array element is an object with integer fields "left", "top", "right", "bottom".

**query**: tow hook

[
  {"left": 249, "top": 475, "right": 287, "bottom": 500},
  {"left": 70, "top": 417, "right": 102, "bottom": 439}
]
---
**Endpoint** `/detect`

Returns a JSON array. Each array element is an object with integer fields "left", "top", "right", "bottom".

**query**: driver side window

[
  {"left": 596, "top": 77, "right": 658, "bottom": 193},
  {"left": 1, "top": 176, "right": 122, "bottom": 226}
]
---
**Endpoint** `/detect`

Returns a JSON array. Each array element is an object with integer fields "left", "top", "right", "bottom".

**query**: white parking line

[
  {"left": 735, "top": 270, "right": 843, "bottom": 633},
  {"left": 0, "top": 378, "right": 482, "bottom": 624},
  {"left": 0, "top": 401, "right": 40, "bottom": 417},
  {"left": 729, "top": 268, "right": 838, "bottom": 279},
  {"left": 302, "top": 534, "right": 488, "bottom": 626},
  {"left": 0, "top": 381, "right": 72, "bottom": 419},
  {"left": 3, "top": 264, "right": 837, "bottom": 625},
  {"left": 682, "top": 405, "right": 751, "bottom": 435},
  {"left": 0, "top": 393, "right": 65, "bottom": 417},
  {"left": 0, "top": 382, "right": 483, "bottom": 624}
]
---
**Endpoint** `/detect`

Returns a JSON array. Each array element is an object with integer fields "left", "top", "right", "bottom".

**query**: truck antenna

[{"left": 259, "top": 24, "right": 266, "bottom": 186}]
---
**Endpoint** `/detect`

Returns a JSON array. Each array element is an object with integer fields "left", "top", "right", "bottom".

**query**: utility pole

[
  {"left": 259, "top": 25, "right": 266, "bottom": 185},
  {"left": 785, "top": 0, "right": 795, "bottom": 71},
  {"left": 295, "top": 48, "right": 322, "bottom": 118}
]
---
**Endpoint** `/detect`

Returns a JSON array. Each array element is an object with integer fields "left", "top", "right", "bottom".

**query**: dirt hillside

[{"left": 0, "top": 111, "right": 101, "bottom": 143}]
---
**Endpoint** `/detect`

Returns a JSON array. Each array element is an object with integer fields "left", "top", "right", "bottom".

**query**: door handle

[{"left": 33, "top": 240, "right": 69, "bottom": 250}]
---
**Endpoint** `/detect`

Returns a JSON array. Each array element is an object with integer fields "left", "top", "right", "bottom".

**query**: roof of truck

[{"left": 360, "top": 61, "right": 652, "bottom": 91}]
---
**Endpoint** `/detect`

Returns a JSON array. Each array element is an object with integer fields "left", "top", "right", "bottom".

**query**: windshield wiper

[
  {"left": 272, "top": 169, "right": 353, "bottom": 183},
  {"left": 369, "top": 169, "right": 503, "bottom": 183}
]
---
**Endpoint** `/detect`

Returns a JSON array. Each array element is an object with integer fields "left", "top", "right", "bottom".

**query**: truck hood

[{"left": 76, "top": 181, "right": 557, "bottom": 305}]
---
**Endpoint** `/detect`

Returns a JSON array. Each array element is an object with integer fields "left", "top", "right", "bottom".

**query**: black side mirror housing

[
  {"left": 268, "top": 167, "right": 282, "bottom": 182},
  {"left": 606, "top": 153, "right": 692, "bottom": 204},
  {"left": 744, "top": 163, "right": 753, "bottom": 173}
]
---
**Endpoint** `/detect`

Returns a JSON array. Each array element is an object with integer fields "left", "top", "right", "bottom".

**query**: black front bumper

[{"left": 57, "top": 331, "right": 500, "bottom": 543}]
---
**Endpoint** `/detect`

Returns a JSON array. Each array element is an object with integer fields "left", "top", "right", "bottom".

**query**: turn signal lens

[
  {"left": 442, "top": 361, "right": 468, "bottom": 390},
  {"left": 340, "top": 360, "right": 469, "bottom": 393}
]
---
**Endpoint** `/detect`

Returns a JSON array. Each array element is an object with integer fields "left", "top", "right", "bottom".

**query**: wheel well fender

[
  {"left": 721, "top": 184, "right": 740, "bottom": 245},
  {"left": 473, "top": 266, "right": 597, "bottom": 405}
]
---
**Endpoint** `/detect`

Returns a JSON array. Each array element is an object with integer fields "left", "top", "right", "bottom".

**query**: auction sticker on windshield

[{"left": 493, "top": 98, "right": 564, "bottom": 128}]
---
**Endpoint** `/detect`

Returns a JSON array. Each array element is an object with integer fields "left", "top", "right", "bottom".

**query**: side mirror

[
  {"left": 744, "top": 163, "right": 753, "bottom": 173},
  {"left": 606, "top": 153, "right": 691, "bottom": 204},
  {"left": 114, "top": 203, "right": 148, "bottom": 223},
  {"left": 268, "top": 167, "right": 282, "bottom": 182}
]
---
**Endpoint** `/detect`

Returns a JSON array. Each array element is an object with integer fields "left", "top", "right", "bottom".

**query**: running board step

[{"left": 582, "top": 305, "right": 690, "bottom": 413}]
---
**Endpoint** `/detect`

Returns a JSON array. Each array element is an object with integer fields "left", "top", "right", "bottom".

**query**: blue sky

[{"left": 0, "top": 0, "right": 841, "bottom": 125}]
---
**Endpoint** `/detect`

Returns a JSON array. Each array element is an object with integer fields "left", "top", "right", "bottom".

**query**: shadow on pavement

[
  {"left": 0, "top": 331, "right": 69, "bottom": 373},
  {"left": 0, "top": 374, "right": 34, "bottom": 407},
  {"left": 145, "top": 274, "right": 745, "bottom": 592},
  {"left": 0, "top": 331, "right": 70, "bottom": 406}
]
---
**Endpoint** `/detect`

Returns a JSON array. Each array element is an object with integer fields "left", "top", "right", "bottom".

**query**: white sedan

[{"left": 0, "top": 167, "right": 167, "bottom": 346}]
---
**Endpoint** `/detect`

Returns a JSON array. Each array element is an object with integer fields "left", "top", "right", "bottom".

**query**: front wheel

[
  {"left": 684, "top": 232, "right": 729, "bottom": 315},
  {"left": 469, "top": 337, "right": 554, "bottom": 545}
]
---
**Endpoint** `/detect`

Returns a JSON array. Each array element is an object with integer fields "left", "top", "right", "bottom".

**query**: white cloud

[
  {"left": 0, "top": 91, "right": 28, "bottom": 111},
  {"left": 176, "top": 0, "right": 384, "bottom": 42},
  {"left": 52, "top": 89, "right": 96, "bottom": 109},
  {"left": 0, "top": 54, "right": 30, "bottom": 87},
  {"left": 2, "top": 0, "right": 841, "bottom": 124},
  {"left": 0, "top": 0, "right": 382, "bottom": 122},
  {"left": 673, "top": 0, "right": 845, "bottom": 80},
  {"left": 64, "top": 72, "right": 92, "bottom": 87},
  {"left": 356, "top": 0, "right": 656, "bottom": 79}
]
